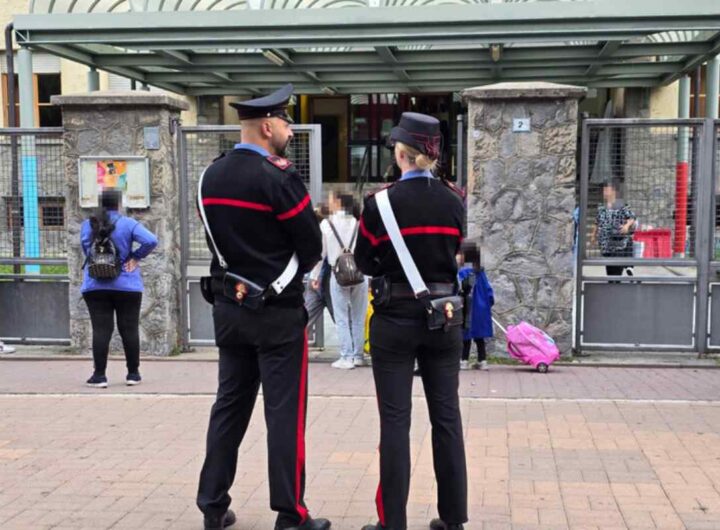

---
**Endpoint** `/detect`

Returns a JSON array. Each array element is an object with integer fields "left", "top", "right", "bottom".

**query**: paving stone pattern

[{"left": 1, "top": 362, "right": 720, "bottom": 529}]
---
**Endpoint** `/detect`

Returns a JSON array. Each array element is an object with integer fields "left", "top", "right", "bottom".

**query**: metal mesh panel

[
  {"left": 0, "top": 128, "right": 65, "bottom": 262},
  {"left": 582, "top": 123, "right": 701, "bottom": 260},
  {"left": 181, "top": 127, "right": 313, "bottom": 260}
]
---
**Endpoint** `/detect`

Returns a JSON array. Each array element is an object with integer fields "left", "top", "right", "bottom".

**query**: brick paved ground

[
  {"left": 1, "top": 360, "right": 719, "bottom": 400},
  {"left": 1, "top": 361, "right": 720, "bottom": 530}
]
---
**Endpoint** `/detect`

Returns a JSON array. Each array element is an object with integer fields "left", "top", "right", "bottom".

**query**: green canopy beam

[{"left": 12, "top": 0, "right": 720, "bottom": 95}]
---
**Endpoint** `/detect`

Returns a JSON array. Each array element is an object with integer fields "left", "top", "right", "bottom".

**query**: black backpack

[
  {"left": 86, "top": 220, "right": 121, "bottom": 280},
  {"left": 328, "top": 219, "right": 364, "bottom": 287}
]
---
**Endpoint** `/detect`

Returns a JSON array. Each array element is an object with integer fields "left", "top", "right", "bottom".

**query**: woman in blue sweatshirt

[{"left": 80, "top": 189, "right": 158, "bottom": 388}]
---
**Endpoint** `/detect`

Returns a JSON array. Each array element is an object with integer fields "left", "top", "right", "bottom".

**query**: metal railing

[
  {"left": 0, "top": 127, "right": 65, "bottom": 272},
  {"left": 576, "top": 118, "right": 717, "bottom": 354}
]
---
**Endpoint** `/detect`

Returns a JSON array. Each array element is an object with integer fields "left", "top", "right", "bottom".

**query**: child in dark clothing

[{"left": 458, "top": 242, "right": 494, "bottom": 371}]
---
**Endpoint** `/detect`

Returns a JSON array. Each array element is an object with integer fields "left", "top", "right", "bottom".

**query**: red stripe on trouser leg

[
  {"left": 376, "top": 481, "right": 386, "bottom": 527},
  {"left": 295, "top": 330, "right": 310, "bottom": 523}
]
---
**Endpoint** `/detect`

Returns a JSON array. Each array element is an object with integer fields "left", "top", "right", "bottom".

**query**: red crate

[{"left": 633, "top": 229, "right": 673, "bottom": 258}]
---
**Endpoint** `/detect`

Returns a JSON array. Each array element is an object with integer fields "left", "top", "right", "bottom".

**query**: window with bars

[{"left": 4, "top": 197, "right": 66, "bottom": 230}]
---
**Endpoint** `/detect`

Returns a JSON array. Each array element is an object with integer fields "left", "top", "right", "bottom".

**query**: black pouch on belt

[
  {"left": 425, "top": 295, "right": 464, "bottom": 332},
  {"left": 199, "top": 276, "right": 215, "bottom": 305},
  {"left": 370, "top": 276, "right": 391, "bottom": 307},
  {"left": 222, "top": 271, "right": 267, "bottom": 310}
]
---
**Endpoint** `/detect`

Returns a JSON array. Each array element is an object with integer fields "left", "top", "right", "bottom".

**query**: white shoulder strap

[
  {"left": 197, "top": 166, "right": 299, "bottom": 295},
  {"left": 197, "top": 168, "right": 228, "bottom": 269},
  {"left": 375, "top": 189, "right": 429, "bottom": 298}
]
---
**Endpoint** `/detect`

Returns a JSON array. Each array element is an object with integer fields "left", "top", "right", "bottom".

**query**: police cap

[
  {"left": 388, "top": 112, "right": 441, "bottom": 159},
  {"left": 229, "top": 83, "right": 295, "bottom": 123}
]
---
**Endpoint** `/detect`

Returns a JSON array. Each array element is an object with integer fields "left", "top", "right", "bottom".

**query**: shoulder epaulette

[
  {"left": 442, "top": 179, "right": 465, "bottom": 198},
  {"left": 265, "top": 155, "right": 293, "bottom": 171}
]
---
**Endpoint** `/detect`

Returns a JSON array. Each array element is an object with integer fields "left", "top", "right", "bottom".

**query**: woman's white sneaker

[{"left": 331, "top": 358, "right": 355, "bottom": 370}]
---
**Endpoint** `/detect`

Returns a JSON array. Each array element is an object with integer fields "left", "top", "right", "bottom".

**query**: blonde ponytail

[{"left": 395, "top": 142, "right": 438, "bottom": 173}]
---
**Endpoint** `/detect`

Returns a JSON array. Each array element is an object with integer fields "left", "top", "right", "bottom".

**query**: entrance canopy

[{"left": 13, "top": 0, "right": 720, "bottom": 95}]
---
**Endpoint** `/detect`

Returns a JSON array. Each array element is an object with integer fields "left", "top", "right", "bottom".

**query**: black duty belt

[{"left": 390, "top": 282, "right": 456, "bottom": 300}]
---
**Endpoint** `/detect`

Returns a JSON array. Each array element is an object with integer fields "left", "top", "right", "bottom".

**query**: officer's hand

[{"left": 310, "top": 279, "right": 320, "bottom": 291}]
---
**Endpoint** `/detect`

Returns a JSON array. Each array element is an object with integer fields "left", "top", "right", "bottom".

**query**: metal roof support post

[
  {"left": 706, "top": 56, "right": 720, "bottom": 119},
  {"left": 17, "top": 47, "right": 34, "bottom": 127},
  {"left": 4, "top": 24, "right": 16, "bottom": 127},
  {"left": 18, "top": 46, "right": 40, "bottom": 274},
  {"left": 4, "top": 23, "right": 21, "bottom": 273},
  {"left": 87, "top": 66, "right": 99, "bottom": 91}
]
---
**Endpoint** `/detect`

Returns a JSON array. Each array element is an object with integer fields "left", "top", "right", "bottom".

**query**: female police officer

[{"left": 355, "top": 112, "right": 468, "bottom": 530}]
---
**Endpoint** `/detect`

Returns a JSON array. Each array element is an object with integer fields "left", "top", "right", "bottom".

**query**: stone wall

[
  {"left": 52, "top": 92, "right": 188, "bottom": 356},
  {"left": 463, "top": 82, "right": 586, "bottom": 355}
]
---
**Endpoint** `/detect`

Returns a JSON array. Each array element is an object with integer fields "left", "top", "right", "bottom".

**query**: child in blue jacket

[{"left": 458, "top": 242, "right": 494, "bottom": 370}]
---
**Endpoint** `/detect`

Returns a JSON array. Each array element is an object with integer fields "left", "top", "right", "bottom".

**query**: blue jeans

[{"left": 330, "top": 275, "right": 368, "bottom": 360}]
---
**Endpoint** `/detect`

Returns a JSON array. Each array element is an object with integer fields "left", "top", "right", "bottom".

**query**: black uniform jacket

[
  {"left": 199, "top": 148, "right": 322, "bottom": 308},
  {"left": 354, "top": 177, "right": 466, "bottom": 322}
]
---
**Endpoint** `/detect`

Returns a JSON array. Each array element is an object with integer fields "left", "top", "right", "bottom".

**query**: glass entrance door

[{"left": 348, "top": 93, "right": 461, "bottom": 191}]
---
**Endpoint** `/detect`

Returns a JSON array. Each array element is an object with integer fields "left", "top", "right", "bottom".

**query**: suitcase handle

[{"left": 491, "top": 316, "right": 507, "bottom": 335}]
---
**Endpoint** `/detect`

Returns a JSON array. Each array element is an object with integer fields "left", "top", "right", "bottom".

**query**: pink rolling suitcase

[{"left": 492, "top": 317, "right": 560, "bottom": 373}]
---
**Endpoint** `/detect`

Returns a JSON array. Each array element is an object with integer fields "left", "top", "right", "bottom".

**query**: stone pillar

[
  {"left": 52, "top": 92, "right": 189, "bottom": 356},
  {"left": 462, "top": 82, "right": 587, "bottom": 355}
]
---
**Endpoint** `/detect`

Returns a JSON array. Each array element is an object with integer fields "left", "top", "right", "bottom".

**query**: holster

[
  {"left": 370, "top": 276, "right": 392, "bottom": 307},
  {"left": 199, "top": 276, "right": 215, "bottom": 305}
]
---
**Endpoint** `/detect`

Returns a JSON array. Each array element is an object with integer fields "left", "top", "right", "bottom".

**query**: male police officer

[{"left": 196, "top": 84, "right": 331, "bottom": 530}]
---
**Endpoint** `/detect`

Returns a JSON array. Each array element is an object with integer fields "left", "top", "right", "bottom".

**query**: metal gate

[
  {"left": 575, "top": 118, "right": 719, "bottom": 355},
  {"left": 0, "top": 127, "right": 70, "bottom": 344},
  {"left": 710, "top": 120, "right": 720, "bottom": 350},
  {"left": 178, "top": 125, "right": 323, "bottom": 347}
]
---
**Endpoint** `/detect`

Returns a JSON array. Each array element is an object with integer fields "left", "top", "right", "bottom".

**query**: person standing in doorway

[
  {"left": 591, "top": 179, "right": 637, "bottom": 277},
  {"left": 355, "top": 112, "right": 468, "bottom": 530},
  {"left": 81, "top": 188, "right": 158, "bottom": 388},
  {"left": 195, "top": 84, "right": 331, "bottom": 530},
  {"left": 311, "top": 193, "right": 368, "bottom": 369}
]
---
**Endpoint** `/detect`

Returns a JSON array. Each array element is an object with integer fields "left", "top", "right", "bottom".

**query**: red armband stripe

[
  {"left": 202, "top": 197, "right": 273, "bottom": 212},
  {"left": 277, "top": 194, "right": 311, "bottom": 221}
]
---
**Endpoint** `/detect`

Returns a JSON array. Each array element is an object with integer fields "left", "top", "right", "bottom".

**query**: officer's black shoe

[
  {"left": 429, "top": 518, "right": 464, "bottom": 530},
  {"left": 204, "top": 508, "right": 236, "bottom": 530},
  {"left": 361, "top": 524, "right": 385, "bottom": 530},
  {"left": 276, "top": 516, "right": 331, "bottom": 530}
]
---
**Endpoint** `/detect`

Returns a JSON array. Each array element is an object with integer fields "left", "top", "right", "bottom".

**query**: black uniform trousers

[
  {"left": 197, "top": 300, "right": 310, "bottom": 528},
  {"left": 370, "top": 313, "right": 468, "bottom": 530}
]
